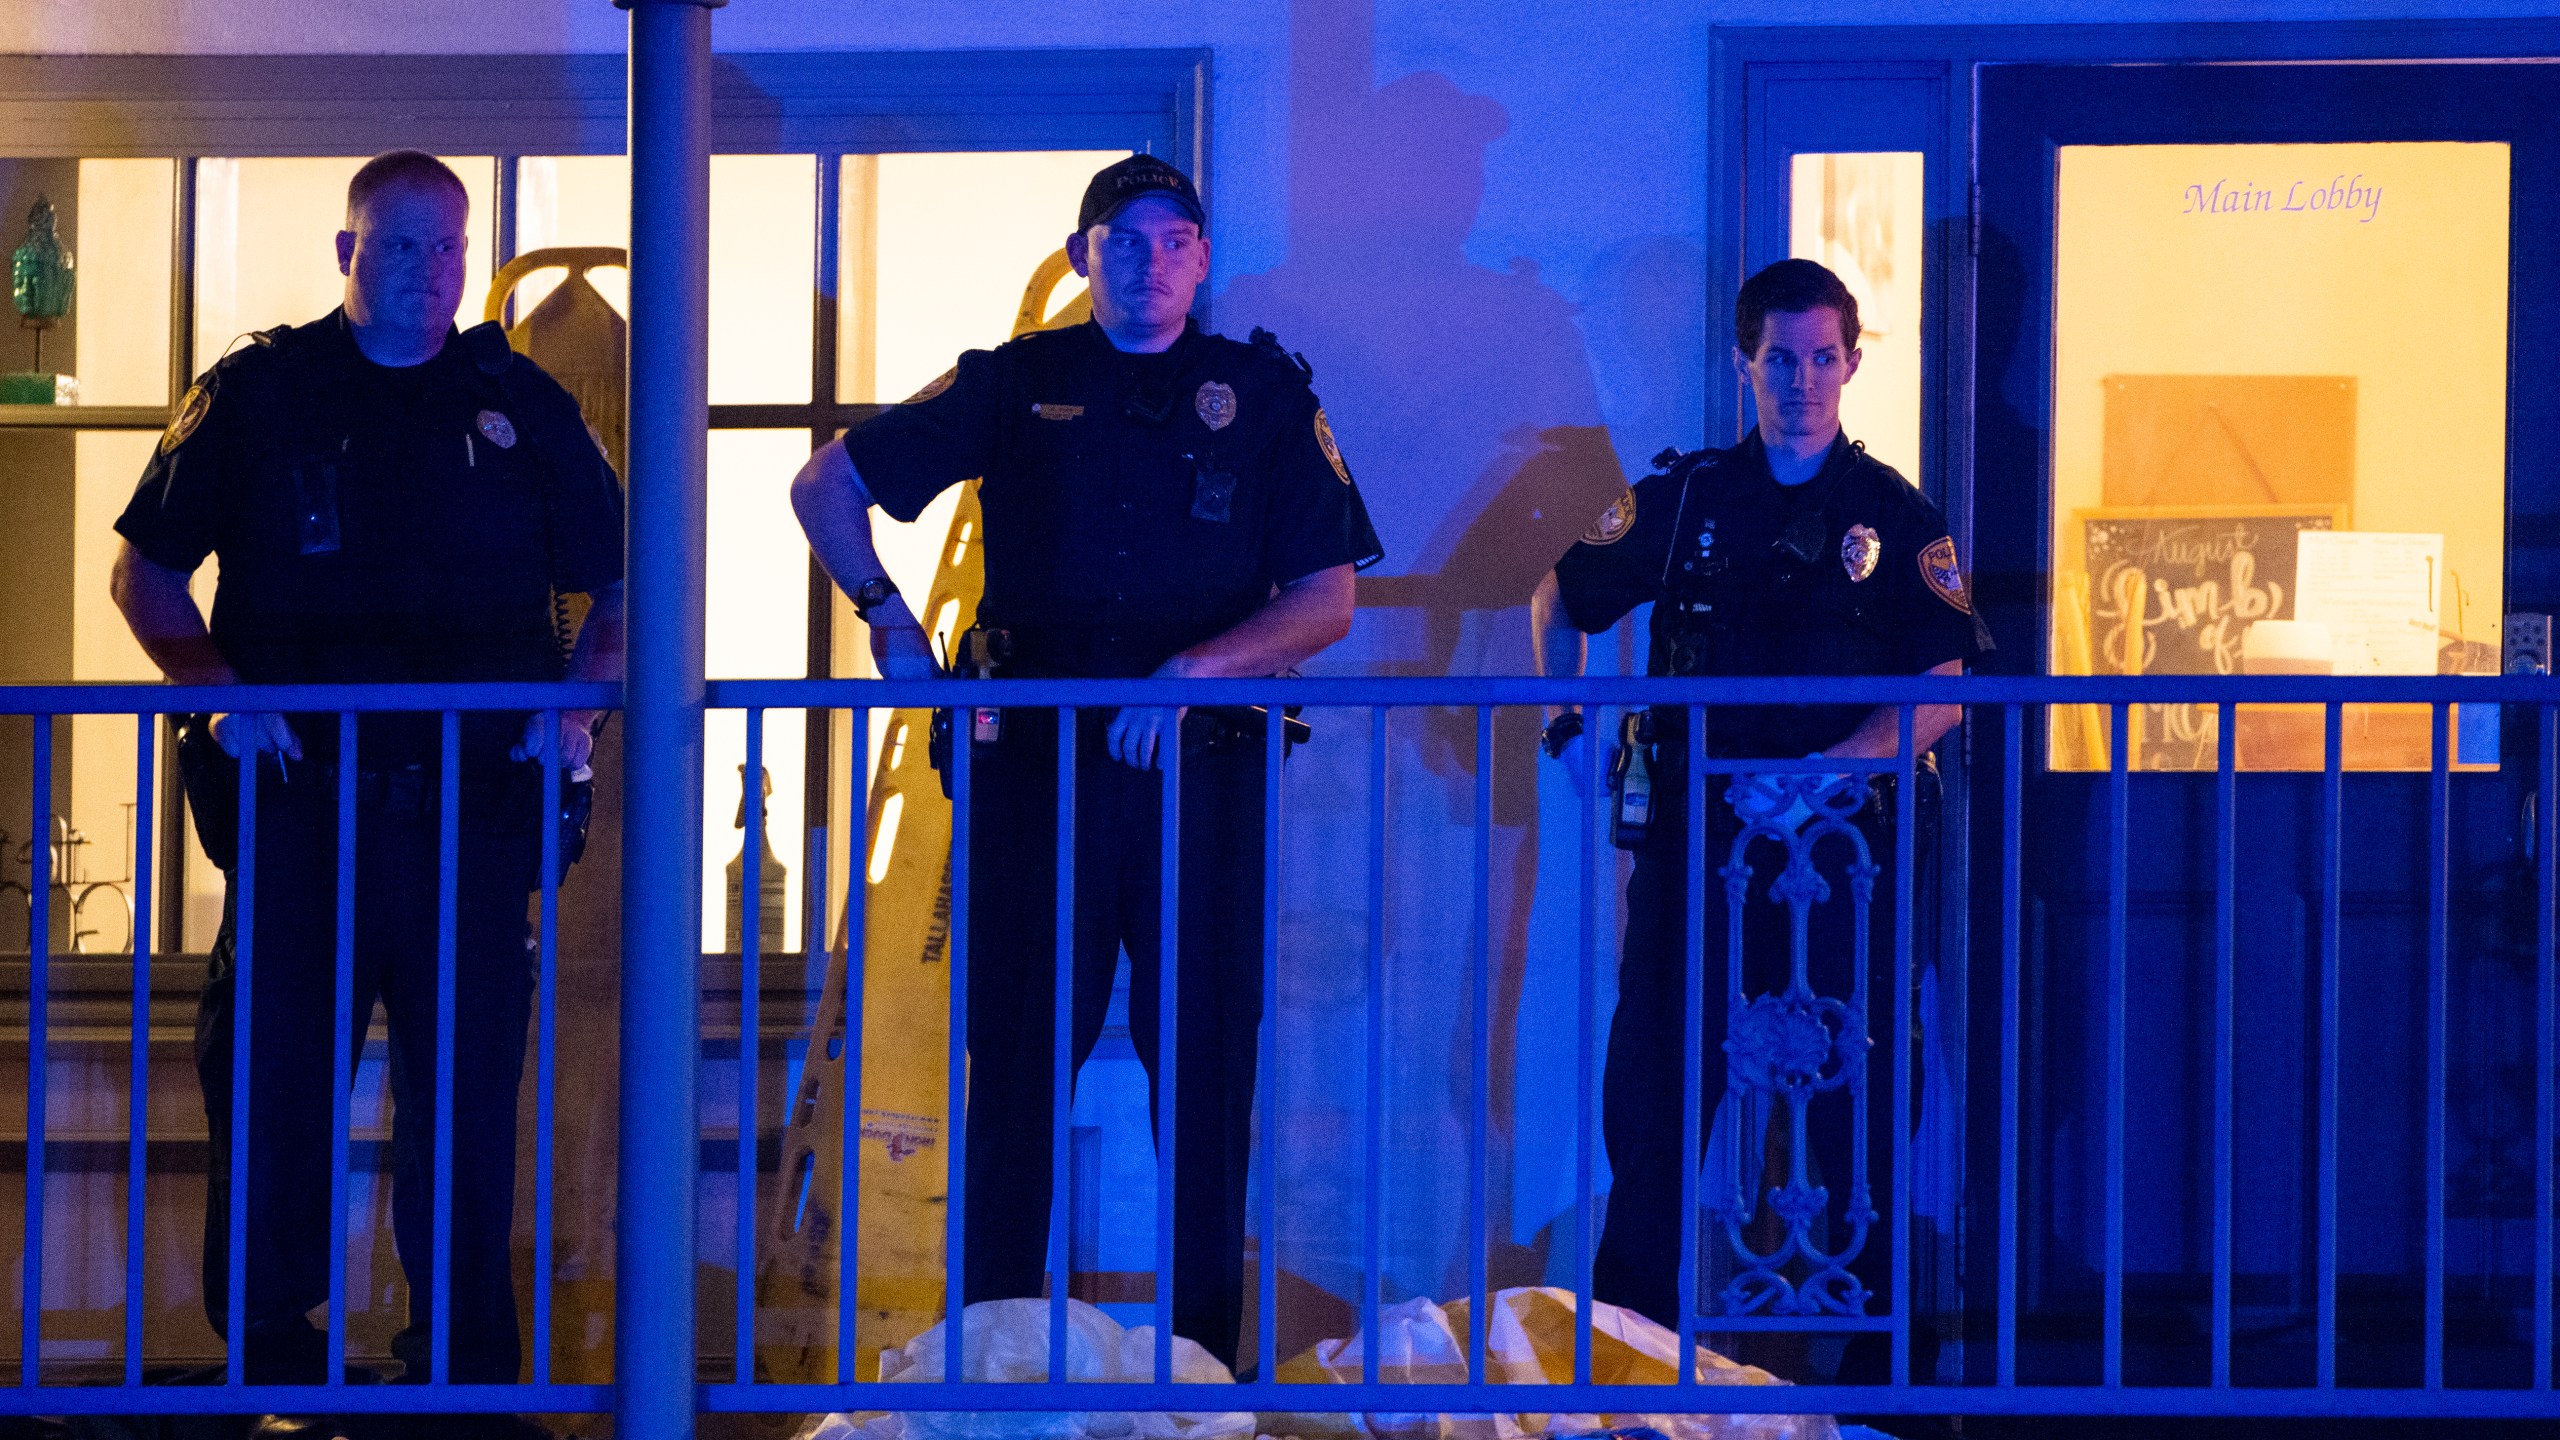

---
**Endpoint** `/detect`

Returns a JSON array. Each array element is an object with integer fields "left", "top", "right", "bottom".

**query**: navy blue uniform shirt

[
  {"left": 842, "top": 319, "right": 1383, "bottom": 677},
  {"left": 1554, "top": 431, "right": 1991, "bottom": 757},
  {"left": 115, "top": 309, "right": 626, "bottom": 760}
]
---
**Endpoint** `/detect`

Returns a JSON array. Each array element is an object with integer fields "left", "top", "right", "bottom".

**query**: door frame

[{"left": 1712, "top": 18, "right": 2560, "bottom": 1379}]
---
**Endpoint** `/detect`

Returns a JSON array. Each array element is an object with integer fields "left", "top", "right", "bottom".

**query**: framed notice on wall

[{"left": 2073, "top": 504, "right": 2346, "bottom": 770}]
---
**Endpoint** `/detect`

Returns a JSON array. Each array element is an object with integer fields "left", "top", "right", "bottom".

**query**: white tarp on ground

[{"left": 796, "top": 1290, "right": 1835, "bottom": 1440}]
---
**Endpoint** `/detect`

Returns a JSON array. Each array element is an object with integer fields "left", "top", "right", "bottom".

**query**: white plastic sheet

[
  {"left": 1266, "top": 1287, "right": 1838, "bottom": 1440},
  {"left": 795, "top": 1297, "right": 1256, "bottom": 1440}
]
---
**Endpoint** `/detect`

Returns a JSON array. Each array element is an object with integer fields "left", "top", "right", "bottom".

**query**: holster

[
  {"left": 926, "top": 627, "right": 1310, "bottom": 797},
  {"left": 173, "top": 713, "right": 593, "bottom": 884},
  {"left": 175, "top": 714, "right": 238, "bottom": 872}
]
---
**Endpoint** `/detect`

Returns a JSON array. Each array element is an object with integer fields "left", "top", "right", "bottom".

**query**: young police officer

[
  {"left": 110, "top": 151, "right": 626, "bottom": 1389},
  {"left": 1530, "top": 259, "right": 1989, "bottom": 1360},
  {"left": 792, "top": 156, "right": 1381, "bottom": 1368}
]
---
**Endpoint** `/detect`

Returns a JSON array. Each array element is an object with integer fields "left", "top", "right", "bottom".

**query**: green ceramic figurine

[{"left": 4, "top": 195, "right": 76, "bottom": 405}]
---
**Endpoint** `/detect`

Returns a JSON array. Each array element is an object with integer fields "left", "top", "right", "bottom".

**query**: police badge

[
  {"left": 1842, "top": 523, "right": 1880, "bottom": 582},
  {"left": 1195, "top": 381, "right": 1237, "bottom": 431},
  {"left": 476, "top": 409, "right": 518, "bottom": 449}
]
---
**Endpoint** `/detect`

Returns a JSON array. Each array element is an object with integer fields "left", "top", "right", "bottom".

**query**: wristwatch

[
  {"left": 1539, "top": 710, "right": 1586, "bottom": 758},
  {"left": 851, "top": 575, "right": 901, "bottom": 621}
]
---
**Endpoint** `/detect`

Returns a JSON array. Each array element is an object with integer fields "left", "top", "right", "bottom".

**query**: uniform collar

[
  {"left": 327, "top": 306, "right": 468, "bottom": 381},
  {"left": 1736, "top": 427, "right": 1859, "bottom": 499},
  {"left": 1081, "top": 315, "right": 1202, "bottom": 364}
]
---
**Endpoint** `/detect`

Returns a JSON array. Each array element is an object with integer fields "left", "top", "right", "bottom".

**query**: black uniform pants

[
  {"left": 1591, "top": 775, "right": 1905, "bottom": 1352},
  {"left": 196, "top": 757, "right": 536, "bottom": 1384},
  {"left": 959, "top": 708, "right": 1266, "bottom": 1370}
]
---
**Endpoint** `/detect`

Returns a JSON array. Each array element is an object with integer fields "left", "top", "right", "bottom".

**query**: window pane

[
  {"left": 711, "top": 154, "right": 814, "bottom": 404},
  {"left": 843, "top": 149, "right": 1119, "bottom": 404},
  {"left": 71, "top": 159, "right": 174, "bottom": 407},
  {"left": 515, "top": 155, "right": 815, "bottom": 404},
  {"left": 1789, "top": 152, "right": 1924, "bottom": 484},
  {"left": 70, "top": 432, "right": 177, "bottom": 955},
  {"left": 192, "top": 156, "right": 496, "bottom": 371},
  {"left": 703, "top": 428, "right": 819, "bottom": 954},
  {"left": 512, "top": 155, "right": 632, "bottom": 317},
  {"left": 2047, "top": 141, "right": 2509, "bottom": 772}
]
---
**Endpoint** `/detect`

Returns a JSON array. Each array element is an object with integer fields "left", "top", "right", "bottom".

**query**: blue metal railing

[{"left": 1, "top": 673, "right": 2555, "bottom": 1421}]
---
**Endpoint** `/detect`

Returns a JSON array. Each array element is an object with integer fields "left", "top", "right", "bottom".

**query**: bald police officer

[
  {"left": 1531, "top": 259, "right": 1989, "bottom": 1361},
  {"left": 792, "top": 156, "right": 1381, "bottom": 1368},
  {"left": 110, "top": 150, "right": 625, "bottom": 1389}
]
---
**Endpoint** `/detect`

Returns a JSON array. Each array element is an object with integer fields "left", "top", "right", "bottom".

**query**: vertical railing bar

[
  {"left": 1892, "top": 704, "right": 1918, "bottom": 1387},
  {"left": 1257, "top": 708, "right": 1284, "bottom": 1385},
  {"left": 2104, "top": 702, "right": 2127, "bottom": 1388},
  {"left": 1676, "top": 702, "right": 1707, "bottom": 1386},
  {"left": 1047, "top": 708, "right": 1075, "bottom": 1383},
  {"left": 431, "top": 710, "right": 461, "bottom": 1383},
  {"left": 839, "top": 706, "right": 868, "bottom": 1381},
  {"left": 948, "top": 708, "right": 972, "bottom": 1386},
  {"left": 1997, "top": 704, "right": 2023, "bottom": 1387},
  {"left": 2318, "top": 701, "right": 2343, "bottom": 1388},
  {"left": 24, "top": 716, "right": 51, "bottom": 1390},
  {"left": 1575, "top": 701, "right": 1600, "bottom": 1388},
  {"left": 1157, "top": 708, "right": 1183, "bottom": 1387},
  {"left": 739, "top": 709, "right": 766, "bottom": 1386},
  {"left": 2426, "top": 701, "right": 2449, "bottom": 1389},
  {"left": 1470, "top": 705, "right": 1494, "bottom": 1387},
  {"left": 2539, "top": 701, "right": 2557, "bottom": 1392},
  {"left": 124, "top": 713, "right": 156, "bottom": 1389},
  {"left": 535, "top": 709, "right": 561, "bottom": 1388},
  {"left": 2212, "top": 700, "right": 2236, "bottom": 1389},
  {"left": 1363, "top": 707, "right": 1386, "bottom": 1387},
  {"left": 225, "top": 742, "right": 254, "bottom": 1386},
  {"left": 327, "top": 712, "right": 358, "bottom": 1386}
]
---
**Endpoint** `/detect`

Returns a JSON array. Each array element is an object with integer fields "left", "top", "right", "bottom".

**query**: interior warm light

[
  {"left": 2046, "top": 141, "right": 2510, "bottom": 773},
  {"left": 1790, "top": 152, "right": 1924, "bottom": 484},
  {"left": 867, "top": 791, "right": 905, "bottom": 885}
]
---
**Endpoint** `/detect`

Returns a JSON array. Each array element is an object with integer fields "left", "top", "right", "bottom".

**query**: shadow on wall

[{"left": 1217, "top": 0, "right": 1643, "bottom": 1351}]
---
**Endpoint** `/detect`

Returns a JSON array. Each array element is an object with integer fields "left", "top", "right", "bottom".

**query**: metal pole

[{"left": 620, "top": 1, "right": 720, "bottom": 1435}]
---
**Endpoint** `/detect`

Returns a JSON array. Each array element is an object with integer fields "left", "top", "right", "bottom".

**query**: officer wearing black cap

[
  {"left": 1530, "top": 258, "right": 1989, "bottom": 1357},
  {"left": 792, "top": 153, "right": 1381, "bottom": 1367},
  {"left": 109, "top": 149, "right": 625, "bottom": 1391}
]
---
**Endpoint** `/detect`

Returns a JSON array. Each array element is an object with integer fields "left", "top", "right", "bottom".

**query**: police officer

[
  {"left": 1530, "top": 259, "right": 1989, "bottom": 1359},
  {"left": 792, "top": 155, "right": 1380, "bottom": 1368},
  {"left": 108, "top": 150, "right": 626, "bottom": 1390}
]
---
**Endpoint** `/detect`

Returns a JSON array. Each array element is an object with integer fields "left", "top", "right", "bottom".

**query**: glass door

[{"left": 1974, "top": 61, "right": 2560, "bottom": 1390}]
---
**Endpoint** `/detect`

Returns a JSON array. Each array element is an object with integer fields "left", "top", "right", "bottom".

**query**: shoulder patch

[
  {"left": 1582, "top": 486, "right": 1637, "bottom": 547},
  {"left": 908, "top": 369, "right": 955, "bottom": 404},
  {"left": 160, "top": 381, "right": 212, "bottom": 454},
  {"left": 1313, "top": 408, "right": 1351, "bottom": 483},
  {"left": 1918, "top": 535, "right": 1972, "bottom": 614}
]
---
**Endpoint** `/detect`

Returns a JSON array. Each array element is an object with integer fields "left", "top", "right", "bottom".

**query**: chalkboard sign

[{"left": 2079, "top": 506, "right": 2343, "bottom": 770}]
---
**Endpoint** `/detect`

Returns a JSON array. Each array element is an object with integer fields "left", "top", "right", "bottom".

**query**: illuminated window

[
  {"left": 2046, "top": 141, "right": 2509, "bottom": 772},
  {"left": 1789, "top": 152, "right": 1924, "bottom": 485}
]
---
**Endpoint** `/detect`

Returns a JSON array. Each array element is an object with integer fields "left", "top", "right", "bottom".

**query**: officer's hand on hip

[
  {"left": 210, "top": 711, "right": 301, "bottom": 763},
  {"left": 1539, "top": 708, "right": 1590, "bottom": 797},
  {"left": 512, "top": 711, "right": 601, "bottom": 772},
  {"left": 1106, "top": 705, "right": 1186, "bottom": 772},
  {"left": 866, "top": 596, "right": 940, "bottom": 681}
]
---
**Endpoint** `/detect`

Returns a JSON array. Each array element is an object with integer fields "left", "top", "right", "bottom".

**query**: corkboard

[{"left": 2101, "top": 374, "right": 2356, "bottom": 510}]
